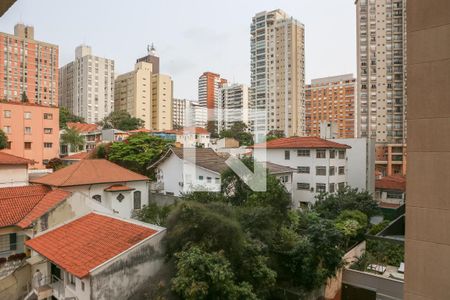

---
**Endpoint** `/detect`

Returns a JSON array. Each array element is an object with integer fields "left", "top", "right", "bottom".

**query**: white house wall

[{"left": 0, "top": 165, "right": 28, "bottom": 187}]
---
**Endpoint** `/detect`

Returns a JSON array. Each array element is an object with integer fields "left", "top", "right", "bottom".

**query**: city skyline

[{"left": 0, "top": 0, "right": 356, "bottom": 99}]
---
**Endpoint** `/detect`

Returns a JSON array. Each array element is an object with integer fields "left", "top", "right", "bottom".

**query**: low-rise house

[
  {"left": 150, "top": 147, "right": 294, "bottom": 198},
  {"left": 0, "top": 152, "right": 34, "bottom": 187},
  {"left": 251, "top": 136, "right": 351, "bottom": 207},
  {"left": 60, "top": 151, "right": 90, "bottom": 165},
  {"left": 29, "top": 159, "right": 149, "bottom": 219},
  {"left": 61, "top": 122, "right": 102, "bottom": 156},
  {"left": 101, "top": 128, "right": 129, "bottom": 142},
  {"left": 175, "top": 127, "right": 211, "bottom": 148},
  {"left": 375, "top": 175, "right": 406, "bottom": 208},
  {"left": 25, "top": 212, "right": 166, "bottom": 300}
]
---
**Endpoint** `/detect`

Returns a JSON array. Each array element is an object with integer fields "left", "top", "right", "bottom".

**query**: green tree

[
  {"left": 313, "top": 187, "right": 379, "bottom": 220},
  {"left": 46, "top": 157, "right": 65, "bottom": 171},
  {"left": 0, "top": 129, "right": 8, "bottom": 149},
  {"left": 172, "top": 246, "right": 257, "bottom": 300},
  {"left": 59, "top": 107, "right": 85, "bottom": 129},
  {"left": 100, "top": 110, "right": 144, "bottom": 131},
  {"left": 219, "top": 121, "right": 253, "bottom": 146},
  {"left": 266, "top": 130, "right": 285, "bottom": 142},
  {"left": 21, "top": 91, "right": 28, "bottom": 103},
  {"left": 206, "top": 121, "right": 219, "bottom": 138},
  {"left": 61, "top": 127, "right": 84, "bottom": 152},
  {"left": 135, "top": 203, "right": 174, "bottom": 226},
  {"left": 108, "top": 133, "right": 170, "bottom": 175}
]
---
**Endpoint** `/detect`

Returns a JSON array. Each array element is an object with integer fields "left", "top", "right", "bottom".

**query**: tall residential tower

[
  {"left": 59, "top": 45, "right": 115, "bottom": 124},
  {"left": 198, "top": 72, "right": 227, "bottom": 122},
  {"left": 250, "top": 10, "right": 305, "bottom": 140}
]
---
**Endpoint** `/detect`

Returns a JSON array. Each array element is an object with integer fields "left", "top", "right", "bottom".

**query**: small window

[
  {"left": 215, "top": 177, "right": 220, "bottom": 184},
  {"left": 284, "top": 150, "right": 290, "bottom": 160},
  {"left": 329, "top": 150, "right": 336, "bottom": 159},
  {"left": 81, "top": 281, "right": 85, "bottom": 291},
  {"left": 133, "top": 191, "right": 141, "bottom": 209},
  {"left": 329, "top": 166, "right": 335, "bottom": 176},
  {"left": 3, "top": 110, "right": 11, "bottom": 118},
  {"left": 44, "top": 128, "right": 53, "bottom": 134},
  {"left": 339, "top": 150, "right": 346, "bottom": 159},
  {"left": 316, "top": 150, "right": 326, "bottom": 159},
  {"left": 316, "top": 166, "right": 326, "bottom": 176},
  {"left": 316, "top": 183, "right": 326, "bottom": 193},
  {"left": 41, "top": 214, "right": 48, "bottom": 231},
  {"left": 338, "top": 166, "right": 345, "bottom": 175},
  {"left": 43, "top": 113, "right": 53, "bottom": 120},
  {"left": 280, "top": 175, "right": 289, "bottom": 183},
  {"left": 198, "top": 175, "right": 204, "bottom": 181},
  {"left": 25, "top": 127, "right": 32, "bottom": 134},
  {"left": 297, "top": 182, "right": 310, "bottom": 190},
  {"left": 297, "top": 149, "right": 310, "bottom": 157},
  {"left": 297, "top": 166, "right": 310, "bottom": 174},
  {"left": 68, "top": 273, "right": 76, "bottom": 287},
  {"left": 329, "top": 183, "right": 335, "bottom": 193},
  {"left": 24, "top": 142, "right": 32, "bottom": 149},
  {"left": 92, "top": 194, "right": 102, "bottom": 202},
  {"left": 3, "top": 126, "right": 11, "bottom": 134},
  {"left": 207, "top": 177, "right": 212, "bottom": 183},
  {"left": 24, "top": 112, "right": 31, "bottom": 119},
  {"left": 338, "top": 182, "right": 346, "bottom": 190},
  {"left": 44, "top": 142, "right": 53, "bottom": 148},
  {"left": 117, "top": 193, "right": 125, "bottom": 202}
]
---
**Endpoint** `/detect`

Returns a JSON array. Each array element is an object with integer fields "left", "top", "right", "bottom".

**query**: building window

[
  {"left": 0, "top": 234, "right": 16, "bottom": 252},
  {"left": 25, "top": 127, "right": 32, "bottom": 134},
  {"left": 338, "top": 166, "right": 345, "bottom": 175},
  {"left": 297, "top": 166, "right": 310, "bottom": 174},
  {"left": 297, "top": 149, "right": 310, "bottom": 157},
  {"left": 81, "top": 281, "right": 85, "bottom": 291},
  {"left": 198, "top": 175, "right": 204, "bottom": 181},
  {"left": 387, "top": 192, "right": 403, "bottom": 199},
  {"left": 24, "top": 112, "right": 31, "bottom": 119},
  {"left": 24, "top": 142, "right": 32, "bottom": 150},
  {"left": 329, "top": 183, "right": 335, "bottom": 193},
  {"left": 43, "top": 113, "right": 53, "bottom": 120},
  {"left": 329, "top": 166, "right": 335, "bottom": 176},
  {"left": 92, "top": 194, "right": 102, "bottom": 202},
  {"left": 339, "top": 150, "right": 346, "bottom": 159},
  {"left": 316, "top": 183, "right": 326, "bottom": 193},
  {"left": 280, "top": 175, "right": 289, "bottom": 183},
  {"left": 316, "top": 149, "right": 326, "bottom": 158},
  {"left": 284, "top": 150, "right": 290, "bottom": 160},
  {"left": 40, "top": 214, "right": 48, "bottom": 231},
  {"left": 316, "top": 166, "right": 326, "bottom": 176},
  {"left": 117, "top": 193, "right": 125, "bottom": 202},
  {"left": 3, "top": 110, "right": 11, "bottom": 118},
  {"left": 207, "top": 177, "right": 212, "bottom": 183},
  {"left": 3, "top": 126, "right": 11, "bottom": 134},
  {"left": 338, "top": 182, "right": 346, "bottom": 190},
  {"left": 297, "top": 182, "right": 310, "bottom": 190},
  {"left": 6, "top": 141, "right": 11, "bottom": 149},
  {"left": 44, "top": 128, "right": 53, "bottom": 134},
  {"left": 215, "top": 178, "right": 220, "bottom": 184},
  {"left": 329, "top": 150, "right": 336, "bottom": 159},
  {"left": 44, "top": 142, "right": 53, "bottom": 148},
  {"left": 134, "top": 191, "right": 141, "bottom": 209},
  {"left": 68, "top": 273, "right": 76, "bottom": 287}
]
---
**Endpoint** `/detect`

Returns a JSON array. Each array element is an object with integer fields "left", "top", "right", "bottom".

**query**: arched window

[
  {"left": 92, "top": 194, "right": 101, "bottom": 202},
  {"left": 133, "top": 191, "right": 141, "bottom": 209}
]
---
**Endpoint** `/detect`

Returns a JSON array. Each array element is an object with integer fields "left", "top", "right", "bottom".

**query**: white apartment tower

[
  {"left": 59, "top": 45, "right": 115, "bottom": 123},
  {"left": 172, "top": 98, "right": 207, "bottom": 129},
  {"left": 218, "top": 83, "right": 249, "bottom": 133},
  {"left": 250, "top": 10, "right": 305, "bottom": 141},
  {"left": 356, "top": 0, "right": 407, "bottom": 144}
]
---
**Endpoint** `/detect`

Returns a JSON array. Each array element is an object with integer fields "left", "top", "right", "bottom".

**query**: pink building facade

[{"left": 0, "top": 102, "right": 59, "bottom": 169}]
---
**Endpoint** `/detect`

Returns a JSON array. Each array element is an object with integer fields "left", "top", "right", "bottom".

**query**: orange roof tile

[
  {"left": 175, "top": 127, "right": 209, "bottom": 135},
  {"left": 17, "top": 189, "right": 71, "bottom": 228},
  {"left": 251, "top": 136, "right": 351, "bottom": 149},
  {"left": 0, "top": 151, "right": 34, "bottom": 165},
  {"left": 104, "top": 184, "right": 135, "bottom": 192},
  {"left": 67, "top": 122, "right": 99, "bottom": 133},
  {"left": 62, "top": 152, "right": 90, "bottom": 161},
  {"left": 25, "top": 213, "right": 159, "bottom": 278},
  {"left": 375, "top": 175, "right": 406, "bottom": 192},
  {"left": 30, "top": 159, "right": 148, "bottom": 187}
]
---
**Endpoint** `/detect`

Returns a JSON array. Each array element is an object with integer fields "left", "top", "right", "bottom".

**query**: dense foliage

[
  {"left": 0, "top": 129, "right": 8, "bottom": 149},
  {"left": 59, "top": 107, "right": 85, "bottom": 129},
  {"left": 219, "top": 121, "right": 254, "bottom": 146},
  {"left": 99, "top": 110, "right": 144, "bottom": 131},
  {"left": 107, "top": 133, "right": 171, "bottom": 176},
  {"left": 46, "top": 157, "right": 65, "bottom": 171},
  {"left": 265, "top": 130, "right": 285, "bottom": 142},
  {"left": 61, "top": 127, "right": 84, "bottom": 152}
]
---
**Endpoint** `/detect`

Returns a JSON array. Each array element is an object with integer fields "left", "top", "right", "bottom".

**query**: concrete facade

[
  {"left": 151, "top": 74, "right": 173, "bottom": 131},
  {"left": 0, "top": 164, "right": 28, "bottom": 187},
  {"left": 198, "top": 72, "right": 227, "bottom": 122},
  {"left": 250, "top": 10, "right": 305, "bottom": 140},
  {"left": 405, "top": 0, "right": 450, "bottom": 299},
  {"left": 58, "top": 45, "right": 115, "bottom": 124},
  {"left": 217, "top": 83, "right": 249, "bottom": 133}
]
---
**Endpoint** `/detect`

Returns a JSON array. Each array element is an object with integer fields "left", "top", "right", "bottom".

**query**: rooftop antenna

[{"left": 147, "top": 43, "right": 156, "bottom": 55}]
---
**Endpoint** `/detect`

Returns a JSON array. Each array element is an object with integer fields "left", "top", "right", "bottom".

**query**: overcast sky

[{"left": 0, "top": 0, "right": 356, "bottom": 100}]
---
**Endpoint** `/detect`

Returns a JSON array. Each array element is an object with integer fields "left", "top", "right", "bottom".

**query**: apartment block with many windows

[
  {"left": 217, "top": 83, "right": 249, "bottom": 133},
  {"left": 198, "top": 71, "right": 227, "bottom": 122},
  {"left": 305, "top": 74, "right": 356, "bottom": 139}
]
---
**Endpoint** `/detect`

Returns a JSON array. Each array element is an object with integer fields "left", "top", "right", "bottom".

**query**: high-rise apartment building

[
  {"left": 218, "top": 83, "right": 249, "bottom": 133},
  {"left": 356, "top": 0, "right": 407, "bottom": 143},
  {"left": 250, "top": 10, "right": 305, "bottom": 141},
  {"left": 0, "top": 24, "right": 58, "bottom": 105},
  {"left": 172, "top": 99, "right": 207, "bottom": 129},
  {"left": 406, "top": 1, "right": 450, "bottom": 299},
  {"left": 59, "top": 45, "right": 114, "bottom": 124},
  {"left": 198, "top": 72, "right": 227, "bottom": 121},
  {"left": 356, "top": 0, "right": 407, "bottom": 176},
  {"left": 305, "top": 74, "right": 356, "bottom": 139},
  {"left": 115, "top": 61, "right": 173, "bottom": 131},
  {"left": 173, "top": 98, "right": 188, "bottom": 129},
  {"left": 136, "top": 44, "right": 159, "bottom": 74}
]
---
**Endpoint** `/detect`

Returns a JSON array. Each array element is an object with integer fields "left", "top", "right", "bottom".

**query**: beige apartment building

[
  {"left": 405, "top": 1, "right": 450, "bottom": 299},
  {"left": 114, "top": 61, "right": 172, "bottom": 131},
  {"left": 250, "top": 9, "right": 305, "bottom": 141}
]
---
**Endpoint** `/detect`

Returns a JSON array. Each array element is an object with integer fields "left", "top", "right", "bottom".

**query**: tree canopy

[
  {"left": 61, "top": 127, "right": 84, "bottom": 152},
  {"left": 59, "top": 107, "right": 85, "bottom": 129},
  {"left": 219, "top": 121, "right": 254, "bottom": 146},
  {"left": 99, "top": 110, "right": 145, "bottom": 131},
  {"left": 0, "top": 129, "right": 8, "bottom": 149}
]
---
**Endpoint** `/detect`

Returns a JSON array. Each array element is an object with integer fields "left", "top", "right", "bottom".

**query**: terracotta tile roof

[
  {"left": 128, "top": 129, "right": 151, "bottom": 134},
  {"left": 30, "top": 159, "right": 148, "bottom": 187},
  {"left": 0, "top": 185, "right": 69, "bottom": 228},
  {"left": 17, "top": 189, "right": 71, "bottom": 228},
  {"left": 104, "top": 184, "right": 135, "bottom": 192},
  {"left": 251, "top": 136, "right": 351, "bottom": 149},
  {"left": 67, "top": 122, "right": 99, "bottom": 133},
  {"left": 375, "top": 175, "right": 406, "bottom": 192},
  {"left": 264, "top": 162, "right": 296, "bottom": 174},
  {"left": 0, "top": 151, "right": 34, "bottom": 165},
  {"left": 25, "top": 213, "right": 159, "bottom": 278},
  {"left": 175, "top": 127, "right": 209, "bottom": 135},
  {"left": 62, "top": 152, "right": 90, "bottom": 161}
]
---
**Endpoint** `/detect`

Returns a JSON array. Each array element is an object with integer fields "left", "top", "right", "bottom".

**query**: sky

[{"left": 0, "top": 0, "right": 356, "bottom": 100}]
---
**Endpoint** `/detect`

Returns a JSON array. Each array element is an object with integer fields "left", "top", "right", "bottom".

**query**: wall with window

[
  {"left": 254, "top": 147, "right": 348, "bottom": 206},
  {"left": 0, "top": 164, "right": 29, "bottom": 187},
  {"left": 0, "top": 227, "right": 26, "bottom": 258}
]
